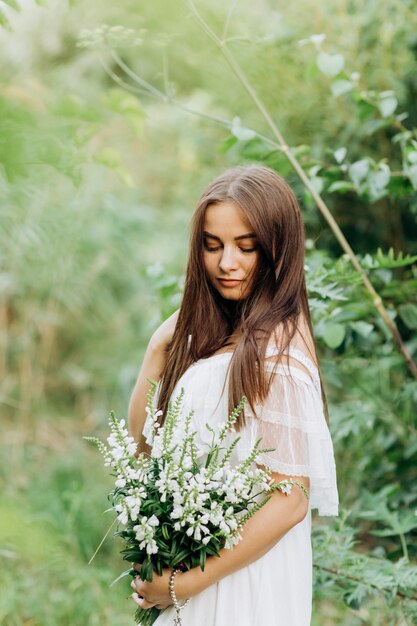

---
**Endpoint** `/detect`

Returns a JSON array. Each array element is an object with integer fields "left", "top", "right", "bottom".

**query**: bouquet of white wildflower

[{"left": 86, "top": 385, "right": 309, "bottom": 626}]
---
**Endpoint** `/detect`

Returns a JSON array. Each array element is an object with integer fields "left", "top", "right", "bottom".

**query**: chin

[
  {"left": 222, "top": 295, "right": 242, "bottom": 301},
  {"left": 218, "top": 288, "right": 247, "bottom": 301}
]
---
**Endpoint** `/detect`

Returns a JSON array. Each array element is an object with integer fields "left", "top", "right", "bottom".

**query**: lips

[{"left": 217, "top": 278, "right": 242, "bottom": 287}]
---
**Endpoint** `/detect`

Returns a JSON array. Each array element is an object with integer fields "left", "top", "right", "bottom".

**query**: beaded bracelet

[{"left": 169, "top": 568, "right": 190, "bottom": 626}]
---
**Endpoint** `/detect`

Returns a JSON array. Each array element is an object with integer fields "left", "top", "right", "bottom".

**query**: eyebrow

[{"left": 203, "top": 230, "right": 257, "bottom": 242}]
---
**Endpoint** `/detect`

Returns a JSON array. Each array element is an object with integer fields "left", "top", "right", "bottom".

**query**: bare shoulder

[
  {"left": 269, "top": 314, "right": 318, "bottom": 367},
  {"left": 149, "top": 309, "right": 180, "bottom": 352},
  {"left": 293, "top": 315, "right": 318, "bottom": 366}
]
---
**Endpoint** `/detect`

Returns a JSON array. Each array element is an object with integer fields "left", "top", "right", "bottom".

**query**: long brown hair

[{"left": 157, "top": 165, "right": 327, "bottom": 427}]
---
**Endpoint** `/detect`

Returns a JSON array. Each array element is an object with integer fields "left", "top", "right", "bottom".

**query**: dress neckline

[
  {"left": 194, "top": 347, "right": 318, "bottom": 373},
  {"left": 193, "top": 346, "right": 320, "bottom": 392}
]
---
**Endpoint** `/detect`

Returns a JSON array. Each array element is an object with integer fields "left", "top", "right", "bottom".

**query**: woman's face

[{"left": 202, "top": 201, "right": 260, "bottom": 301}]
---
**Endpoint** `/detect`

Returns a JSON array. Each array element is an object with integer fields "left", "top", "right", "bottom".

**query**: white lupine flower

[
  {"left": 171, "top": 506, "right": 184, "bottom": 519},
  {"left": 279, "top": 481, "right": 293, "bottom": 496},
  {"left": 146, "top": 540, "right": 158, "bottom": 555},
  {"left": 194, "top": 528, "right": 202, "bottom": 541},
  {"left": 116, "top": 506, "right": 128, "bottom": 526},
  {"left": 89, "top": 392, "right": 308, "bottom": 585},
  {"left": 199, "top": 524, "right": 210, "bottom": 535},
  {"left": 110, "top": 447, "right": 124, "bottom": 461},
  {"left": 211, "top": 469, "right": 223, "bottom": 481},
  {"left": 125, "top": 495, "right": 142, "bottom": 521},
  {"left": 133, "top": 515, "right": 160, "bottom": 554}
]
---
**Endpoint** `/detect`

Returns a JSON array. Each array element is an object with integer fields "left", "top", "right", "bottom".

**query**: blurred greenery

[{"left": 1, "top": 0, "right": 416, "bottom": 625}]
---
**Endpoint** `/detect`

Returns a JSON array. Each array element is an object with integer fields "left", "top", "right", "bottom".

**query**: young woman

[{"left": 128, "top": 165, "right": 339, "bottom": 625}]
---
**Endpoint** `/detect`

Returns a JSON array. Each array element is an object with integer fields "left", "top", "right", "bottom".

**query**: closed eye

[
  {"left": 203, "top": 243, "right": 257, "bottom": 253},
  {"left": 203, "top": 242, "right": 222, "bottom": 252}
]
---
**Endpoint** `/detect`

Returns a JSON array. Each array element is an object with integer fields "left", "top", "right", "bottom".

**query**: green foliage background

[{"left": 1, "top": 1, "right": 417, "bottom": 625}]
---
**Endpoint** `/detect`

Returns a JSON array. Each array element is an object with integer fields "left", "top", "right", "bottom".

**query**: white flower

[
  {"left": 146, "top": 540, "right": 158, "bottom": 555},
  {"left": 132, "top": 514, "right": 160, "bottom": 553},
  {"left": 211, "top": 469, "right": 223, "bottom": 481},
  {"left": 92, "top": 390, "right": 304, "bottom": 581},
  {"left": 278, "top": 480, "right": 293, "bottom": 496},
  {"left": 116, "top": 506, "right": 128, "bottom": 526}
]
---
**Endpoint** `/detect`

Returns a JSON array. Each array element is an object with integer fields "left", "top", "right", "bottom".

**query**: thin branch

[
  {"left": 186, "top": 1, "right": 221, "bottom": 44},
  {"left": 187, "top": 0, "right": 417, "bottom": 380},
  {"left": 314, "top": 564, "right": 417, "bottom": 602},
  {"left": 98, "top": 56, "right": 150, "bottom": 98},
  {"left": 88, "top": 517, "right": 117, "bottom": 565},
  {"left": 222, "top": 0, "right": 240, "bottom": 42},
  {"left": 111, "top": 50, "right": 166, "bottom": 100},
  {"left": 99, "top": 51, "right": 281, "bottom": 151},
  {"left": 162, "top": 49, "right": 173, "bottom": 99}
]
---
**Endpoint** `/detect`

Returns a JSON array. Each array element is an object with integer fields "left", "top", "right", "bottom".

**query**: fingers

[
  {"left": 131, "top": 592, "right": 155, "bottom": 609},
  {"left": 133, "top": 563, "right": 141, "bottom": 573},
  {"left": 131, "top": 577, "right": 145, "bottom": 595},
  {"left": 131, "top": 577, "right": 155, "bottom": 609}
]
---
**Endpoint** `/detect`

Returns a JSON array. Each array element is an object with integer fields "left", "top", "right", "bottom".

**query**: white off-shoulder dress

[{"left": 143, "top": 344, "right": 339, "bottom": 626}]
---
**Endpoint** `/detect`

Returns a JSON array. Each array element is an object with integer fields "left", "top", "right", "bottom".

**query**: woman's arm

[
  {"left": 131, "top": 472, "right": 309, "bottom": 609},
  {"left": 180, "top": 472, "right": 309, "bottom": 596},
  {"left": 128, "top": 310, "right": 179, "bottom": 453}
]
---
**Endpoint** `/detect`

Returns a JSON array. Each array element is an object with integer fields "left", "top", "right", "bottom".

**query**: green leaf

[
  {"left": 218, "top": 135, "right": 238, "bottom": 154},
  {"left": 93, "top": 147, "right": 121, "bottom": 169},
  {"left": 367, "top": 164, "right": 391, "bottom": 201},
  {"left": 369, "top": 509, "right": 417, "bottom": 536},
  {"left": 102, "top": 88, "right": 145, "bottom": 138},
  {"left": 327, "top": 180, "right": 355, "bottom": 193},
  {"left": 2, "top": 0, "right": 20, "bottom": 10},
  {"left": 334, "top": 147, "right": 347, "bottom": 163},
  {"left": 0, "top": 10, "right": 12, "bottom": 30},
  {"left": 161, "top": 524, "right": 170, "bottom": 541},
  {"left": 398, "top": 304, "right": 417, "bottom": 330},
  {"left": 323, "top": 323, "right": 345, "bottom": 349},
  {"left": 361, "top": 248, "right": 417, "bottom": 269},
  {"left": 406, "top": 164, "right": 417, "bottom": 190},
  {"left": 343, "top": 586, "right": 369, "bottom": 610},
  {"left": 199, "top": 548, "right": 207, "bottom": 571},
  {"left": 231, "top": 117, "right": 256, "bottom": 141},
  {"left": 309, "top": 176, "right": 324, "bottom": 194},
  {"left": 316, "top": 52, "right": 345, "bottom": 77},
  {"left": 114, "top": 166, "right": 135, "bottom": 188},
  {"left": 348, "top": 159, "right": 369, "bottom": 188},
  {"left": 349, "top": 321, "right": 374, "bottom": 337},
  {"left": 378, "top": 94, "right": 398, "bottom": 118},
  {"left": 407, "top": 151, "right": 417, "bottom": 164},
  {"left": 330, "top": 79, "right": 353, "bottom": 97}
]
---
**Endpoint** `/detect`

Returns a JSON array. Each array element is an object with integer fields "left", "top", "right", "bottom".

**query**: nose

[{"left": 219, "top": 245, "right": 239, "bottom": 274}]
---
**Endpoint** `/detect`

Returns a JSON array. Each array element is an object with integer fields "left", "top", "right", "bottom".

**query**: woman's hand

[
  {"left": 130, "top": 563, "right": 197, "bottom": 610},
  {"left": 131, "top": 567, "right": 172, "bottom": 610}
]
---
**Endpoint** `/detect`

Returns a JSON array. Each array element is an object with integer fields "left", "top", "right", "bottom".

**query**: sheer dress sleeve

[{"left": 241, "top": 346, "right": 339, "bottom": 516}]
